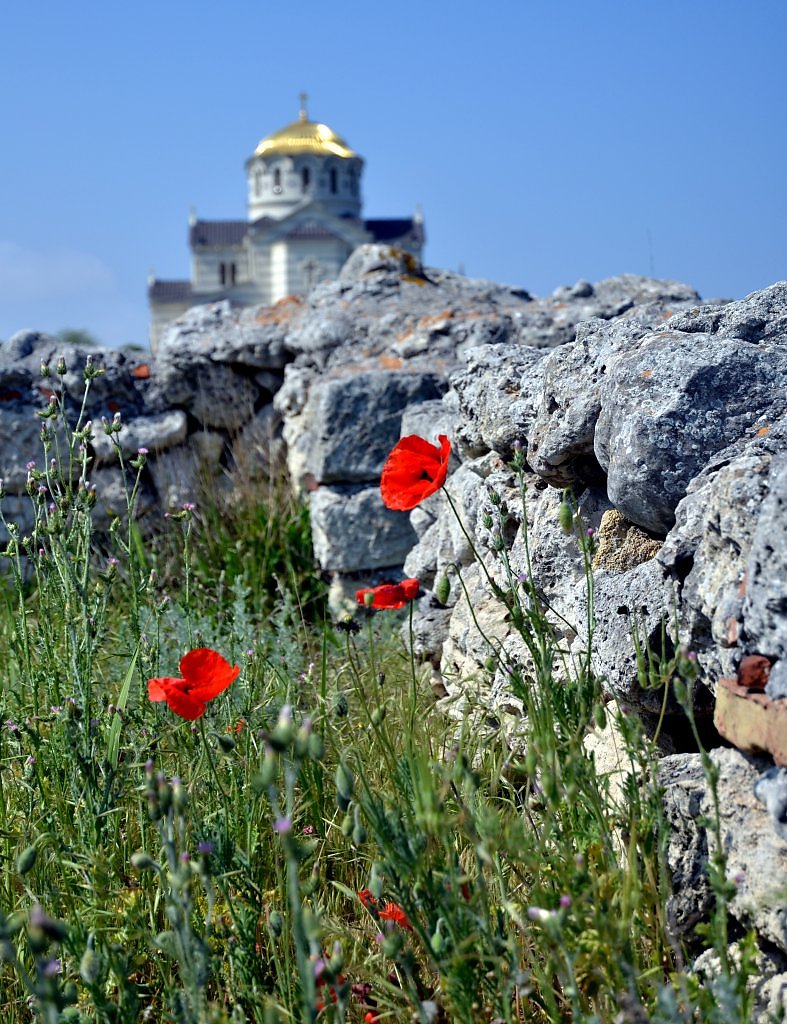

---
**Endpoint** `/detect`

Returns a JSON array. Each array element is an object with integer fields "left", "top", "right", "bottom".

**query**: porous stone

[
  {"left": 744, "top": 455, "right": 787, "bottom": 677},
  {"left": 91, "top": 410, "right": 188, "bottom": 463},
  {"left": 310, "top": 485, "right": 418, "bottom": 573},
  {"left": 594, "top": 332, "right": 787, "bottom": 534},
  {"left": 661, "top": 748, "right": 787, "bottom": 953},
  {"left": 584, "top": 558, "right": 685, "bottom": 715},
  {"left": 591, "top": 509, "right": 662, "bottom": 573},
  {"left": 451, "top": 344, "right": 548, "bottom": 459},
  {"left": 298, "top": 369, "right": 445, "bottom": 484},
  {"left": 0, "top": 402, "right": 50, "bottom": 491}
]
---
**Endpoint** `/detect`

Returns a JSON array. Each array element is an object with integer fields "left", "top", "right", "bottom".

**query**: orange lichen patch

[
  {"left": 418, "top": 310, "right": 454, "bottom": 331},
  {"left": 756, "top": 425, "right": 770, "bottom": 437},
  {"left": 255, "top": 294, "right": 304, "bottom": 325},
  {"left": 715, "top": 676, "right": 787, "bottom": 767},
  {"left": 38, "top": 386, "right": 57, "bottom": 400},
  {"left": 640, "top": 369, "right": 653, "bottom": 378},
  {"left": 131, "top": 363, "right": 151, "bottom": 380},
  {"left": 0, "top": 388, "right": 23, "bottom": 401},
  {"left": 401, "top": 275, "right": 427, "bottom": 286},
  {"left": 395, "top": 327, "right": 415, "bottom": 345},
  {"left": 107, "top": 400, "right": 121, "bottom": 414},
  {"left": 378, "top": 354, "right": 403, "bottom": 370},
  {"left": 738, "top": 572, "right": 747, "bottom": 598}
]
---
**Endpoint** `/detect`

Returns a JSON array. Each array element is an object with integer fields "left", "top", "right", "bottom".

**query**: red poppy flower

[
  {"left": 378, "top": 901, "right": 413, "bottom": 930},
  {"left": 356, "top": 578, "right": 420, "bottom": 610},
  {"left": 357, "top": 888, "right": 378, "bottom": 910},
  {"left": 380, "top": 434, "right": 451, "bottom": 511},
  {"left": 148, "top": 648, "right": 240, "bottom": 721}
]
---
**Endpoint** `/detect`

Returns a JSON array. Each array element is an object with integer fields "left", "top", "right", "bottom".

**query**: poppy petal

[
  {"left": 380, "top": 434, "right": 451, "bottom": 511},
  {"left": 179, "top": 648, "right": 240, "bottom": 701},
  {"left": 355, "top": 578, "right": 421, "bottom": 610},
  {"left": 148, "top": 677, "right": 183, "bottom": 702},
  {"left": 162, "top": 687, "right": 207, "bottom": 721}
]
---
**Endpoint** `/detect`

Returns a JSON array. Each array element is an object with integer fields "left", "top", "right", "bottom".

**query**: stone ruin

[{"left": 2, "top": 244, "right": 786, "bottom": 1015}]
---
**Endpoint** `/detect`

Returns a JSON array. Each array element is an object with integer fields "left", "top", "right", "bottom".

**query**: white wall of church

[
  {"left": 247, "top": 154, "right": 363, "bottom": 222},
  {"left": 192, "top": 249, "right": 250, "bottom": 294}
]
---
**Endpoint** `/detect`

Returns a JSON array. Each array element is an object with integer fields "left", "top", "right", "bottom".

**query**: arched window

[
  {"left": 273, "top": 167, "right": 282, "bottom": 191},
  {"left": 301, "top": 167, "right": 311, "bottom": 193},
  {"left": 330, "top": 167, "right": 337, "bottom": 194},
  {"left": 254, "top": 167, "right": 264, "bottom": 195}
]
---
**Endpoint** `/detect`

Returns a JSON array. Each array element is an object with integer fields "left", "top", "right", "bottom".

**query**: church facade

[{"left": 148, "top": 100, "right": 424, "bottom": 348}]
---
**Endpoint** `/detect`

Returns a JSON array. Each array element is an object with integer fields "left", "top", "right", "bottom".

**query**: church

[{"left": 148, "top": 98, "right": 424, "bottom": 348}]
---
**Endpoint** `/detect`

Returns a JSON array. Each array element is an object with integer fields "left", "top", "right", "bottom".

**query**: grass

[{"left": 0, "top": 368, "right": 757, "bottom": 1023}]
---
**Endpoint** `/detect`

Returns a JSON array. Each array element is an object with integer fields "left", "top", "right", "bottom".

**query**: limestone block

[
  {"left": 310, "top": 485, "right": 417, "bottom": 572},
  {"left": 300, "top": 369, "right": 444, "bottom": 484},
  {"left": 660, "top": 748, "right": 787, "bottom": 953},
  {"left": 91, "top": 410, "right": 188, "bottom": 463}
]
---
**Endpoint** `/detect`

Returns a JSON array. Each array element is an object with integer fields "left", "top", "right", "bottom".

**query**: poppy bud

[
  {"left": 336, "top": 761, "right": 354, "bottom": 810},
  {"left": 370, "top": 864, "right": 384, "bottom": 899},
  {"left": 341, "top": 812, "right": 354, "bottom": 838},
  {"left": 434, "top": 574, "right": 451, "bottom": 606},
  {"left": 352, "top": 821, "right": 368, "bottom": 846},
  {"left": 16, "top": 845, "right": 38, "bottom": 876},
  {"left": 80, "top": 942, "right": 102, "bottom": 985},
  {"left": 172, "top": 778, "right": 187, "bottom": 813},
  {"left": 217, "top": 734, "right": 236, "bottom": 754},
  {"left": 382, "top": 931, "right": 404, "bottom": 958},
  {"left": 270, "top": 705, "right": 296, "bottom": 750},
  {"left": 559, "top": 495, "right": 574, "bottom": 534},
  {"left": 430, "top": 928, "right": 444, "bottom": 955},
  {"left": 332, "top": 692, "right": 349, "bottom": 719},
  {"left": 371, "top": 706, "right": 386, "bottom": 726},
  {"left": 307, "top": 732, "right": 325, "bottom": 761},
  {"left": 252, "top": 752, "right": 278, "bottom": 793},
  {"left": 328, "top": 940, "right": 344, "bottom": 975},
  {"left": 593, "top": 703, "right": 607, "bottom": 730},
  {"left": 131, "top": 851, "right": 157, "bottom": 872},
  {"left": 268, "top": 910, "right": 283, "bottom": 937}
]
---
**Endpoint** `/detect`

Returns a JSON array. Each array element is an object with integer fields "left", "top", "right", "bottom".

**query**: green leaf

[{"left": 107, "top": 644, "right": 139, "bottom": 770}]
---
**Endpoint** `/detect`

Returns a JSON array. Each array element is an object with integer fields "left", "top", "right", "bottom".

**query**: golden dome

[{"left": 253, "top": 108, "right": 357, "bottom": 160}]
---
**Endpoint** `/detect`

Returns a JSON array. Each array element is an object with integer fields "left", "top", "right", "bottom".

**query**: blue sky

[{"left": 1, "top": 0, "right": 785, "bottom": 348}]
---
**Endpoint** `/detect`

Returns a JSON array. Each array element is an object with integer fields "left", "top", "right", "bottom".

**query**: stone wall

[{"left": 2, "top": 245, "right": 785, "bottom": 1012}]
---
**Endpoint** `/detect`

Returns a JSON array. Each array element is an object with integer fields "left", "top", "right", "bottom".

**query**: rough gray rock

[
  {"left": 451, "top": 344, "right": 548, "bottom": 459},
  {"left": 295, "top": 369, "right": 445, "bottom": 485},
  {"left": 91, "top": 410, "right": 188, "bottom": 463},
  {"left": 528, "top": 288, "right": 787, "bottom": 537},
  {"left": 754, "top": 766, "right": 787, "bottom": 841},
  {"left": 309, "top": 485, "right": 418, "bottom": 573},
  {"left": 594, "top": 332, "right": 787, "bottom": 534},
  {"left": 527, "top": 318, "right": 650, "bottom": 488},
  {"left": 744, "top": 455, "right": 787, "bottom": 682},
  {"left": 156, "top": 300, "right": 290, "bottom": 370},
  {"left": 661, "top": 748, "right": 787, "bottom": 953}
]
